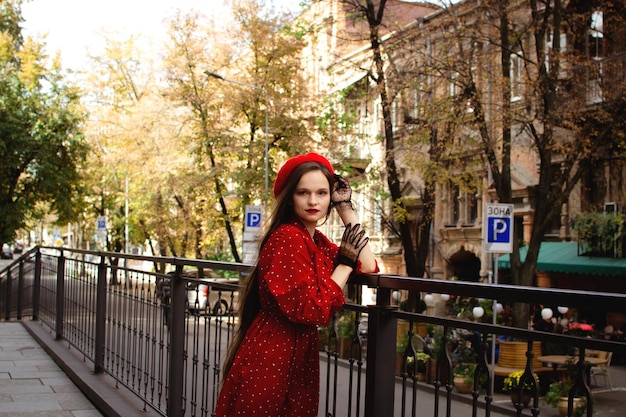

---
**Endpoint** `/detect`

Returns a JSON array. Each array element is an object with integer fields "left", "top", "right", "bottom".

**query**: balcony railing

[{"left": 2, "top": 246, "right": 626, "bottom": 417}]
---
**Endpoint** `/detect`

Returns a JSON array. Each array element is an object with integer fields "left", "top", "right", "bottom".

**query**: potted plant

[
  {"left": 396, "top": 332, "right": 429, "bottom": 377},
  {"left": 318, "top": 325, "right": 330, "bottom": 351},
  {"left": 449, "top": 328, "right": 481, "bottom": 392},
  {"left": 452, "top": 363, "right": 476, "bottom": 393},
  {"left": 566, "top": 322, "right": 595, "bottom": 338},
  {"left": 424, "top": 326, "right": 449, "bottom": 385},
  {"left": 573, "top": 210, "right": 624, "bottom": 257},
  {"left": 415, "top": 351, "right": 430, "bottom": 380},
  {"left": 502, "top": 370, "right": 539, "bottom": 407},
  {"left": 335, "top": 310, "right": 356, "bottom": 358},
  {"left": 545, "top": 379, "right": 588, "bottom": 417}
]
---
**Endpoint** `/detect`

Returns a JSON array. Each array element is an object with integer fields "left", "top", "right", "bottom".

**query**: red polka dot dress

[{"left": 214, "top": 219, "right": 347, "bottom": 416}]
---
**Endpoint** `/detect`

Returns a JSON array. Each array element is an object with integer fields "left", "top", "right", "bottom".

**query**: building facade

[{"left": 298, "top": 0, "right": 626, "bottom": 289}]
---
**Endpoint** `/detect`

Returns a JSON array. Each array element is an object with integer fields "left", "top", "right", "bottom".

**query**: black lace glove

[
  {"left": 337, "top": 223, "right": 369, "bottom": 269},
  {"left": 332, "top": 174, "right": 353, "bottom": 210}
]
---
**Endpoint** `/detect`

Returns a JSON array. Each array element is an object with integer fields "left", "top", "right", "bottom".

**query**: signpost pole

[{"left": 483, "top": 203, "right": 514, "bottom": 397}]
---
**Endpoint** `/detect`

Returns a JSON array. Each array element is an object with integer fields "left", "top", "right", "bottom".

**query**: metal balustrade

[{"left": 2, "top": 247, "right": 626, "bottom": 417}]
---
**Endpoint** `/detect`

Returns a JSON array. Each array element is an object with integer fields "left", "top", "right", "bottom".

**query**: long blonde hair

[{"left": 221, "top": 162, "right": 335, "bottom": 378}]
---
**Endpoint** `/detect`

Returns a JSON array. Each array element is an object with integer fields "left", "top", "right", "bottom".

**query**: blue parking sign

[
  {"left": 244, "top": 205, "right": 263, "bottom": 249},
  {"left": 246, "top": 211, "right": 262, "bottom": 228},
  {"left": 244, "top": 205, "right": 263, "bottom": 231},
  {"left": 484, "top": 203, "right": 514, "bottom": 253},
  {"left": 487, "top": 217, "right": 510, "bottom": 243}
]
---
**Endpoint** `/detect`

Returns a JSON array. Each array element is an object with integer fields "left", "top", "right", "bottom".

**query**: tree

[
  {"left": 82, "top": 32, "right": 210, "bottom": 263},
  {"left": 409, "top": 0, "right": 625, "bottom": 326},
  {"left": 226, "top": 0, "right": 313, "bottom": 206},
  {"left": 0, "top": 0, "right": 87, "bottom": 245},
  {"left": 162, "top": 1, "right": 312, "bottom": 261},
  {"left": 161, "top": 9, "right": 245, "bottom": 262},
  {"left": 337, "top": 0, "right": 434, "bottom": 297}
]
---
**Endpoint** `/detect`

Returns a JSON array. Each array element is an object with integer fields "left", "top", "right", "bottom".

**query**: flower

[
  {"left": 567, "top": 322, "right": 594, "bottom": 337},
  {"left": 410, "top": 351, "right": 430, "bottom": 372},
  {"left": 502, "top": 370, "right": 540, "bottom": 393}
]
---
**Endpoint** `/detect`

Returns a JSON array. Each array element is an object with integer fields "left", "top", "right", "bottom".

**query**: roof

[{"left": 497, "top": 241, "right": 626, "bottom": 277}]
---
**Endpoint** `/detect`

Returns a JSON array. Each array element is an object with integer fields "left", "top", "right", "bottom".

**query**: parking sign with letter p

[{"left": 483, "top": 203, "right": 514, "bottom": 253}]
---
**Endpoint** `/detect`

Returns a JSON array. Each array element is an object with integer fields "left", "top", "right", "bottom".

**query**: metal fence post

[
  {"left": 167, "top": 265, "right": 186, "bottom": 417},
  {"left": 17, "top": 259, "right": 24, "bottom": 319},
  {"left": 94, "top": 255, "right": 107, "bottom": 373},
  {"left": 32, "top": 249, "right": 42, "bottom": 320},
  {"left": 55, "top": 249, "right": 65, "bottom": 340},
  {"left": 4, "top": 268, "right": 11, "bottom": 321},
  {"left": 365, "top": 287, "right": 397, "bottom": 417}
]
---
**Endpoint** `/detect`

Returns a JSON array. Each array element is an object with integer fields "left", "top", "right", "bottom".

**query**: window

[
  {"left": 391, "top": 98, "right": 399, "bottom": 131},
  {"left": 374, "top": 99, "right": 383, "bottom": 136},
  {"left": 374, "top": 203, "right": 382, "bottom": 235},
  {"left": 510, "top": 52, "right": 523, "bottom": 101},
  {"left": 587, "top": 11, "right": 604, "bottom": 103},
  {"left": 589, "top": 11, "right": 603, "bottom": 59},
  {"left": 444, "top": 181, "right": 478, "bottom": 227},
  {"left": 451, "top": 183, "right": 460, "bottom": 225},
  {"left": 449, "top": 72, "right": 460, "bottom": 97},
  {"left": 463, "top": 190, "right": 478, "bottom": 225},
  {"left": 410, "top": 84, "right": 423, "bottom": 120},
  {"left": 545, "top": 28, "right": 567, "bottom": 75}
]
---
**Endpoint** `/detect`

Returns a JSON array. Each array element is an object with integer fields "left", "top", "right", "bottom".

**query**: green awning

[{"left": 497, "top": 241, "right": 626, "bottom": 277}]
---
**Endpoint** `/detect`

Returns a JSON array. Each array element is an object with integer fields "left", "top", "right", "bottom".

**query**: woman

[{"left": 214, "top": 152, "right": 378, "bottom": 416}]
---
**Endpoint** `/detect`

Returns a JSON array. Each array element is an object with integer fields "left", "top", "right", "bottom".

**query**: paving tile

[
  {"left": 36, "top": 362, "right": 62, "bottom": 372},
  {"left": 0, "top": 383, "right": 53, "bottom": 394},
  {"left": 9, "top": 370, "right": 66, "bottom": 379},
  {"left": 58, "top": 395, "right": 99, "bottom": 411},
  {"left": 72, "top": 411, "right": 107, "bottom": 417},
  {"left": 0, "top": 324, "right": 101, "bottom": 416},
  {"left": 42, "top": 378, "right": 81, "bottom": 390},
  {"left": 0, "top": 399, "right": 63, "bottom": 412}
]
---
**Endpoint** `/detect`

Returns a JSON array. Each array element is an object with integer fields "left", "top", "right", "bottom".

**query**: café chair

[{"left": 590, "top": 351, "right": 613, "bottom": 390}]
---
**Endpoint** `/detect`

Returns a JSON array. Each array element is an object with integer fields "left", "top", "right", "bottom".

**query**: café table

[{"left": 538, "top": 354, "right": 608, "bottom": 386}]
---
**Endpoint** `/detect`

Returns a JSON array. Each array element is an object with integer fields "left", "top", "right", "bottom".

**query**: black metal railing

[{"left": 2, "top": 246, "right": 626, "bottom": 417}]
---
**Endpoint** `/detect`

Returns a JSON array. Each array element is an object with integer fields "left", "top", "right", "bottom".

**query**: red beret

[{"left": 273, "top": 152, "right": 335, "bottom": 198}]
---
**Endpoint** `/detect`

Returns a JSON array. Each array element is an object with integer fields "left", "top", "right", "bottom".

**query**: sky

[{"left": 21, "top": 0, "right": 302, "bottom": 71}]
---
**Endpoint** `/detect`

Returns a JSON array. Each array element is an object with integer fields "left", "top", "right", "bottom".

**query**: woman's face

[{"left": 292, "top": 169, "right": 331, "bottom": 234}]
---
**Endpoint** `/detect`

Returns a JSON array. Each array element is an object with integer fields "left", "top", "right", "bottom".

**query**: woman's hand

[
  {"left": 331, "top": 175, "right": 353, "bottom": 211},
  {"left": 337, "top": 223, "right": 369, "bottom": 269}
]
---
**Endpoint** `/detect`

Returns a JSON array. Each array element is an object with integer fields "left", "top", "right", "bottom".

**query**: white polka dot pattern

[{"left": 214, "top": 219, "right": 345, "bottom": 417}]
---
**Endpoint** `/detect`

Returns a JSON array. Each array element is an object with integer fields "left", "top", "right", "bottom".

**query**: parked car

[
  {"left": 157, "top": 269, "right": 240, "bottom": 316},
  {"left": 187, "top": 277, "right": 239, "bottom": 316},
  {"left": 13, "top": 242, "right": 24, "bottom": 254},
  {"left": 1, "top": 244, "right": 13, "bottom": 259}
]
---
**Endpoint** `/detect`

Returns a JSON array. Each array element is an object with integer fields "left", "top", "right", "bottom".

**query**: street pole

[{"left": 205, "top": 71, "right": 269, "bottom": 215}]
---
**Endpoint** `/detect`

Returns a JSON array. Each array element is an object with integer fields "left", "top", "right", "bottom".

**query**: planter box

[
  {"left": 427, "top": 358, "right": 450, "bottom": 385},
  {"left": 498, "top": 340, "right": 543, "bottom": 370},
  {"left": 338, "top": 337, "right": 354, "bottom": 359}
]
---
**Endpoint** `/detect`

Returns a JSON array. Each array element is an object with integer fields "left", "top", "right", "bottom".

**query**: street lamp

[{"left": 205, "top": 71, "right": 269, "bottom": 213}]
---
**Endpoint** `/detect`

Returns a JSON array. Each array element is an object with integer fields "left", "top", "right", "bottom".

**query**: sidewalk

[{"left": 0, "top": 322, "right": 102, "bottom": 417}]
